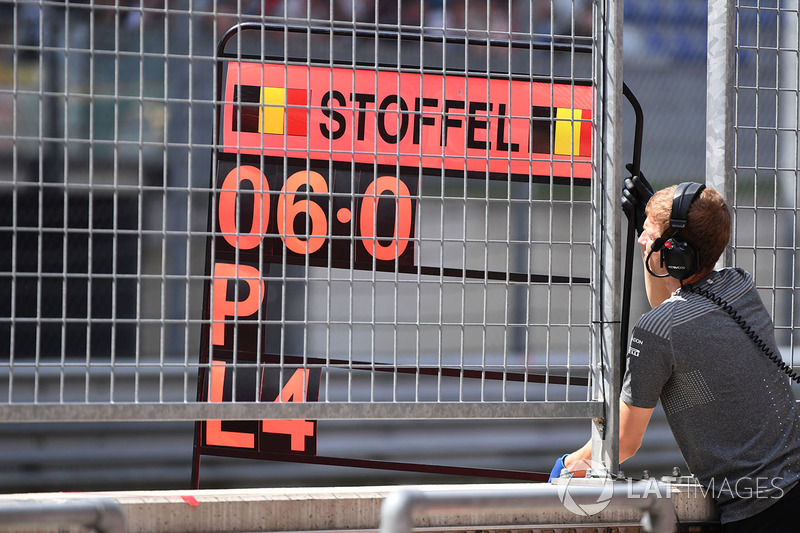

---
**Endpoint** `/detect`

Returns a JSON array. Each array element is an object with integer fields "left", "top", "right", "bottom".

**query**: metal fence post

[
  {"left": 777, "top": 0, "right": 800, "bottom": 349},
  {"left": 593, "top": 0, "right": 624, "bottom": 476},
  {"left": 706, "top": 0, "right": 735, "bottom": 268}
]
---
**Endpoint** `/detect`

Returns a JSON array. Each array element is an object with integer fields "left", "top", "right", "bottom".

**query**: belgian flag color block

[
  {"left": 233, "top": 85, "right": 308, "bottom": 136},
  {"left": 530, "top": 105, "right": 592, "bottom": 157}
]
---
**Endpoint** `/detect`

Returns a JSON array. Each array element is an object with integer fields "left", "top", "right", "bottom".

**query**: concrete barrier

[{"left": 0, "top": 482, "right": 717, "bottom": 533}]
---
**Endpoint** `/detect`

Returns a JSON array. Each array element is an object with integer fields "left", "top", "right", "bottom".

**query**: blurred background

[{"left": 0, "top": 0, "right": 779, "bottom": 493}]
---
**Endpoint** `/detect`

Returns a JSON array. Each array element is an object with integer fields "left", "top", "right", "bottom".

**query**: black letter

[
  {"left": 377, "top": 95, "right": 409, "bottom": 144},
  {"left": 413, "top": 97, "right": 438, "bottom": 144},
  {"left": 320, "top": 91, "right": 346, "bottom": 140},
  {"left": 467, "top": 101, "right": 489, "bottom": 150},
  {"left": 441, "top": 99, "right": 465, "bottom": 147},
  {"left": 352, "top": 93, "right": 376, "bottom": 141},
  {"left": 495, "top": 103, "right": 520, "bottom": 152}
]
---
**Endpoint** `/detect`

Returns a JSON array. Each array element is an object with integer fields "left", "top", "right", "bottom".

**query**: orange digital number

[
  {"left": 360, "top": 175, "right": 413, "bottom": 261},
  {"left": 277, "top": 170, "right": 329, "bottom": 255},
  {"left": 262, "top": 368, "right": 315, "bottom": 452},
  {"left": 218, "top": 165, "right": 271, "bottom": 250}
]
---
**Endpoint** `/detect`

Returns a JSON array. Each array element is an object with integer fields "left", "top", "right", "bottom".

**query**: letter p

[{"left": 211, "top": 262, "right": 265, "bottom": 346}]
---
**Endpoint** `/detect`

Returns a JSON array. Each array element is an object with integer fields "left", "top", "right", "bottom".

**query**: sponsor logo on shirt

[{"left": 629, "top": 336, "right": 643, "bottom": 357}]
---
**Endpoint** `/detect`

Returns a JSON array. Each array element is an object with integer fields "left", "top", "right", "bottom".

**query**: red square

[{"left": 285, "top": 88, "right": 308, "bottom": 136}]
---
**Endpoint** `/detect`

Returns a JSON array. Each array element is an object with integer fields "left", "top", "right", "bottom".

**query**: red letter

[
  {"left": 211, "top": 262, "right": 264, "bottom": 346},
  {"left": 205, "top": 360, "right": 255, "bottom": 448}
]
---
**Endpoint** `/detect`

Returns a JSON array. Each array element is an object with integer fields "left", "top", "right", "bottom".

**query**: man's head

[{"left": 644, "top": 184, "right": 731, "bottom": 278}]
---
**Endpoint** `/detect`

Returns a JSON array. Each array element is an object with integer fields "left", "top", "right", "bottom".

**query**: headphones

[{"left": 646, "top": 181, "right": 705, "bottom": 281}]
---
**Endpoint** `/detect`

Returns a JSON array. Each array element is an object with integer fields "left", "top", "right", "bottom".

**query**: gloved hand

[
  {"left": 549, "top": 454, "right": 570, "bottom": 482},
  {"left": 621, "top": 163, "right": 654, "bottom": 235}
]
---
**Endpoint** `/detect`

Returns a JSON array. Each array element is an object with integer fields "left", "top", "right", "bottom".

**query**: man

[{"left": 551, "top": 177, "right": 800, "bottom": 531}]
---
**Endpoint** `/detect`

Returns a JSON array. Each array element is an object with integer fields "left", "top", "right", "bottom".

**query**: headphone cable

[
  {"left": 644, "top": 246, "right": 670, "bottom": 278},
  {"left": 685, "top": 285, "right": 800, "bottom": 384}
]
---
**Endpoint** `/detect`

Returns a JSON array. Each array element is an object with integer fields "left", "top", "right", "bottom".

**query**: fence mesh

[
  {"left": 732, "top": 0, "right": 800, "bottom": 365},
  {"left": 0, "top": 0, "right": 604, "bottom": 436},
  {"left": 8, "top": 0, "right": 793, "bottom": 491}
]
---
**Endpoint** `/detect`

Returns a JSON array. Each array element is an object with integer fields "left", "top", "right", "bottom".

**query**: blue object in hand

[{"left": 549, "top": 454, "right": 570, "bottom": 482}]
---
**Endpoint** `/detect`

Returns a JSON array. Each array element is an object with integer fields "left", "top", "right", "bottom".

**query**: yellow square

[
  {"left": 260, "top": 87, "right": 285, "bottom": 135},
  {"left": 554, "top": 108, "right": 582, "bottom": 156}
]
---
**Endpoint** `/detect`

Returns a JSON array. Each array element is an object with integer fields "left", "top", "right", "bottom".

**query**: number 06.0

[{"left": 360, "top": 175, "right": 413, "bottom": 261}]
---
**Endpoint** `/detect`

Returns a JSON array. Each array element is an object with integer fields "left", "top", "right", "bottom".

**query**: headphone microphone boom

[{"left": 646, "top": 182, "right": 705, "bottom": 281}]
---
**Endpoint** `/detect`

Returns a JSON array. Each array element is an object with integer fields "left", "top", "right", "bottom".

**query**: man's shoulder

[
  {"left": 682, "top": 267, "right": 754, "bottom": 303},
  {"left": 697, "top": 267, "right": 751, "bottom": 288},
  {"left": 635, "top": 297, "right": 679, "bottom": 339},
  {"left": 636, "top": 268, "right": 756, "bottom": 338},
  {"left": 634, "top": 269, "right": 731, "bottom": 332}
]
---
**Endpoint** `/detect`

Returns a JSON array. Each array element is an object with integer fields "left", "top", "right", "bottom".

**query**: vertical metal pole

[
  {"left": 777, "top": 1, "right": 800, "bottom": 350},
  {"left": 706, "top": 0, "right": 735, "bottom": 268},
  {"left": 594, "top": 0, "right": 623, "bottom": 474}
]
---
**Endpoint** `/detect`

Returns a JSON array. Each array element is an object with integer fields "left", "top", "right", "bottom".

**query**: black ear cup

[
  {"left": 661, "top": 239, "right": 699, "bottom": 281},
  {"left": 654, "top": 182, "right": 705, "bottom": 281}
]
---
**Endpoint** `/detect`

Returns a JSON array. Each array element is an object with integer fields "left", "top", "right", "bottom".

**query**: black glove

[{"left": 621, "top": 163, "right": 654, "bottom": 235}]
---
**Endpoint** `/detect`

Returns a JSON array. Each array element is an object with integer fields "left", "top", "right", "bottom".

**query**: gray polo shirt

[{"left": 622, "top": 267, "right": 800, "bottom": 523}]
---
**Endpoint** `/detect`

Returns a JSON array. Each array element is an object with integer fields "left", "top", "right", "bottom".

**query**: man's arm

[{"left": 562, "top": 400, "right": 655, "bottom": 474}]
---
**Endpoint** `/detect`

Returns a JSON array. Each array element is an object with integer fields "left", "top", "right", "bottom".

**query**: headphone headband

[{"left": 670, "top": 182, "right": 705, "bottom": 230}]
